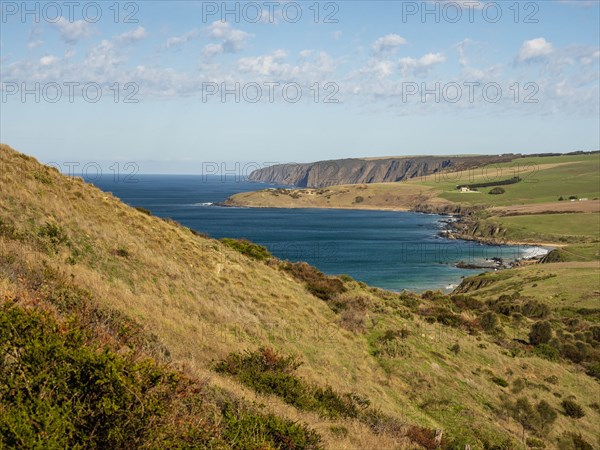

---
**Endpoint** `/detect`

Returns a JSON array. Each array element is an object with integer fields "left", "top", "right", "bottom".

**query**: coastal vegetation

[{"left": 1, "top": 144, "right": 599, "bottom": 449}]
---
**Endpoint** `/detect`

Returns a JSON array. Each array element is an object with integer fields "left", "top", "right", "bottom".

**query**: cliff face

[{"left": 248, "top": 155, "right": 515, "bottom": 188}]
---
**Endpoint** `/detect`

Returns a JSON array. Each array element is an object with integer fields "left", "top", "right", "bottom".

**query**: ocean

[{"left": 85, "top": 174, "right": 544, "bottom": 292}]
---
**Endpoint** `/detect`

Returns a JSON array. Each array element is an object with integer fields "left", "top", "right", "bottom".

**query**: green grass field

[
  {"left": 419, "top": 154, "right": 600, "bottom": 206},
  {"left": 483, "top": 213, "right": 600, "bottom": 243}
]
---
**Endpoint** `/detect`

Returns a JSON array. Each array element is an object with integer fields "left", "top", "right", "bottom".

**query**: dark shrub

[
  {"left": 480, "top": 311, "right": 499, "bottom": 333},
  {"left": 522, "top": 300, "right": 550, "bottom": 319},
  {"left": 561, "top": 399, "right": 585, "bottom": 418},
  {"left": 221, "top": 238, "right": 272, "bottom": 261},
  {"left": 491, "top": 376, "right": 509, "bottom": 387},
  {"left": 451, "top": 294, "right": 483, "bottom": 310},
  {"left": 560, "top": 432, "right": 594, "bottom": 450},
  {"left": 529, "top": 321, "right": 553, "bottom": 345},
  {"left": 536, "top": 400, "right": 557, "bottom": 430},
  {"left": 279, "top": 261, "right": 346, "bottom": 301},
  {"left": 354, "top": 196, "right": 364, "bottom": 203},
  {"left": 489, "top": 187, "right": 505, "bottom": 195},
  {"left": 533, "top": 344, "right": 560, "bottom": 361},
  {"left": 134, "top": 206, "right": 152, "bottom": 215}
]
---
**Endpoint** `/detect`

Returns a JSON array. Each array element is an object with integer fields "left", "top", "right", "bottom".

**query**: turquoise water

[{"left": 87, "top": 174, "right": 540, "bottom": 292}]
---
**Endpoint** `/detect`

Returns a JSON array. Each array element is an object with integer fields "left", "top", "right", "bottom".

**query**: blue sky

[{"left": 1, "top": 0, "right": 599, "bottom": 173}]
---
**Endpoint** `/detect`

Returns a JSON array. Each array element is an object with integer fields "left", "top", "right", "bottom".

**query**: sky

[{"left": 1, "top": 0, "right": 599, "bottom": 173}]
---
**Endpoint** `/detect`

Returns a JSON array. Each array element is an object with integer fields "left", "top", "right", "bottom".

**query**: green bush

[
  {"left": 0, "top": 297, "right": 326, "bottom": 449},
  {"left": 215, "top": 348, "right": 367, "bottom": 419},
  {"left": 0, "top": 302, "right": 179, "bottom": 449},
  {"left": 561, "top": 399, "right": 585, "bottom": 418},
  {"left": 480, "top": 311, "right": 500, "bottom": 333},
  {"left": 532, "top": 343, "right": 560, "bottom": 361},
  {"left": 522, "top": 300, "right": 550, "bottom": 319},
  {"left": 220, "top": 401, "right": 322, "bottom": 450},
  {"left": 37, "top": 222, "right": 69, "bottom": 252},
  {"left": 529, "top": 321, "right": 553, "bottom": 345},
  {"left": 221, "top": 238, "right": 272, "bottom": 261},
  {"left": 489, "top": 187, "right": 505, "bottom": 195}
]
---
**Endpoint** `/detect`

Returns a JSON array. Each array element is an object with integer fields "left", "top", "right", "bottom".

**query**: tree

[{"left": 529, "top": 321, "right": 552, "bottom": 345}]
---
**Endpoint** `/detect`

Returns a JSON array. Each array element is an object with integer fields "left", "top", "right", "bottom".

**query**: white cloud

[
  {"left": 165, "top": 28, "right": 198, "bottom": 49},
  {"left": 53, "top": 17, "right": 93, "bottom": 44},
  {"left": 518, "top": 38, "right": 554, "bottom": 62},
  {"left": 372, "top": 34, "right": 406, "bottom": 54},
  {"left": 371, "top": 60, "right": 395, "bottom": 78},
  {"left": 237, "top": 49, "right": 288, "bottom": 76},
  {"left": 203, "top": 21, "right": 252, "bottom": 58},
  {"left": 116, "top": 27, "right": 147, "bottom": 44},
  {"left": 399, "top": 52, "right": 446, "bottom": 76},
  {"left": 39, "top": 55, "right": 58, "bottom": 66},
  {"left": 332, "top": 31, "right": 342, "bottom": 41},
  {"left": 580, "top": 49, "right": 600, "bottom": 65},
  {"left": 84, "top": 40, "right": 123, "bottom": 71},
  {"left": 27, "top": 40, "right": 44, "bottom": 49}
]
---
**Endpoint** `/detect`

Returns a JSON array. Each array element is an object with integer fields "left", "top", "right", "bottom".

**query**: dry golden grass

[
  {"left": 226, "top": 183, "right": 445, "bottom": 211},
  {"left": 1, "top": 144, "right": 599, "bottom": 449}
]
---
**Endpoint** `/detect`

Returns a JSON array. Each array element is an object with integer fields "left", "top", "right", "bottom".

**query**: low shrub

[
  {"left": 532, "top": 343, "right": 560, "bottom": 361},
  {"left": 529, "top": 321, "right": 553, "bottom": 345},
  {"left": 134, "top": 206, "right": 152, "bottom": 215},
  {"left": 373, "top": 330, "right": 412, "bottom": 358},
  {"left": 220, "top": 401, "right": 322, "bottom": 450},
  {"left": 220, "top": 238, "right": 272, "bottom": 261},
  {"left": 561, "top": 399, "right": 585, "bottom": 418},
  {"left": 479, "top": 311, "right": 500, "bottom": 333},
  {"left": 0, "top": 301, "right": 190, "bottom": 448},
  {"left": 215, "top": 348, "right": 368, "bottom": 419},
  {"left": 558, "top": 432, "right": 594, "bottom": 450},
  {"left": 491, "top": 376, "right": 509, "bottom": 388},
  {"left": 522, "top": 300, "right": 550, "bottom": 319},
  {"left": 489, "top": 187, "right": 505, "bottom": 195},
  {"left": 279, "top": 261, "right": 346, "bottom": 301}
]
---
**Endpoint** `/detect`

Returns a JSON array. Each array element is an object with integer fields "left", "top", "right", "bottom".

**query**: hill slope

[{"left": 1, "top": 145, "right": 599, "bottom": 449}]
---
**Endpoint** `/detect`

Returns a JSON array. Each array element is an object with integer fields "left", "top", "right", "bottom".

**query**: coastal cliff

[{"left": 248, "top": 155, "right": 515, "bottom": 188}]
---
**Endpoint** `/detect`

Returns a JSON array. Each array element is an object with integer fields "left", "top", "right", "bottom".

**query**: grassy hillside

[{"left": 1, "top": 145, "right": 599, "bottom": 449}]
